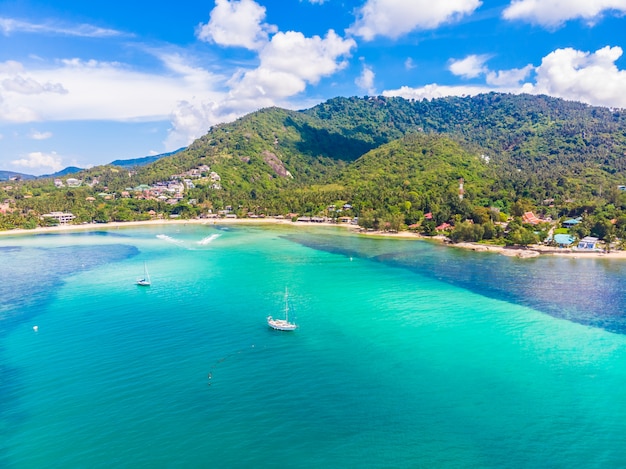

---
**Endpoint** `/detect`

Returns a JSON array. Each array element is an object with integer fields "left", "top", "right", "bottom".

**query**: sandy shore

[
  {"left": 1, "top": 218, "right": 625, "bottom": 259},
  {"left": 0, "top": 217, "right": 358, "bottom": 237}
]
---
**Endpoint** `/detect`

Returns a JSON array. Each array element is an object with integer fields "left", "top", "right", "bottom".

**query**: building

[
  {"left": 553, "top": 234, "right": 575, "bottom": 247},
  {"left": 522, "top": 212, "right": 540, "bottom": 225},
  {"left": 42, "top": 211, "right": 76, "bottom": 224},
  {"left": 577, "top": 236, "right": 599, "bottom": 250},
  {"left": 563, "top": 217, "right": 582, "bottom": 228}
]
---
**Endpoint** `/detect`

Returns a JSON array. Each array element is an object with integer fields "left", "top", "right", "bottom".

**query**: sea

[{"left": 1, "top": 223, "right": 626, "bottom": 468}]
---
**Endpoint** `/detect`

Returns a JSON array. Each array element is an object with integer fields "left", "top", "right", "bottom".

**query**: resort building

[
  {"left": 42, "top": 211, "right": 76, "bottom": 224},
  {"left": 553, "top": 234, "right": 575, "bottom": 247},
  {"left": 577, "top": 236, "right": 599, "bottom": 250}
]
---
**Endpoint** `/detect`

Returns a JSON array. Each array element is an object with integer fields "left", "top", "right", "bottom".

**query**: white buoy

[{"left": 33, "top": 325, "right": 38, "bottom": 332}]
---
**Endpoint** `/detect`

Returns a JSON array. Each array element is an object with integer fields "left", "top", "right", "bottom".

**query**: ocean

[{"left": 1, "top": 223, "right": 626, "bottom": 468}]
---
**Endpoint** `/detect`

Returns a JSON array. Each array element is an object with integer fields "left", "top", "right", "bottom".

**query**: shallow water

[{"left": 1, "top": 224, "right": 625, "bottom": 468}]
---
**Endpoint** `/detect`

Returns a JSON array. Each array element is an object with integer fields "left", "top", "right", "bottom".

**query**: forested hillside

[{"left": 3, "top": 92, "right": 626, "bottom": 245}]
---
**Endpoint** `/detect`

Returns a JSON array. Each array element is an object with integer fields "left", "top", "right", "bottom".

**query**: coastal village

[{"left": 3, "top": 160, "right": 622, "bottom": 258}]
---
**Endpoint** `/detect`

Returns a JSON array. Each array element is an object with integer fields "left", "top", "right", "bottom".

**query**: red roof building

[{"left": 522, "top": 211, "right": 540, "bottom": 225}]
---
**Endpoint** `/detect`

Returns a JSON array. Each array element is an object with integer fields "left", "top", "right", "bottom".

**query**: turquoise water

[{"left": 2, "top": 224, "right": 626, "bottom": 468}]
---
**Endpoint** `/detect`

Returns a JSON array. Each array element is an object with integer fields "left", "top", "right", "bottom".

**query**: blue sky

[{"left": 1, "top": 0, "right": 625, "bottom": 175}]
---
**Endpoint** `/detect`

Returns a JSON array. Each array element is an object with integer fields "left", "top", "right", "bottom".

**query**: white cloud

[
  {"left": 0, "top": 60, "right": 24, "bottom": 73},
  {"left": 165, "top": 99, "right": 240, "bottom": 149},
  {"left": 355, "top": 64, "right": 376, "bottom": 94},
  {"left": 486, "top": 65, "right": 534, "bottom": 86},
  {"left": 0, "top": 57, "right": 225, "bottom": 124},
  {"left": 29, "top": 130, "right": 53, "bottom": 140},
  {"left": 383, "top": 83, "right": 494, "bottom": 101},
  {"left": 348, "top": 0, "right": 482, "bottom": 40},
  {"left": 530, "top": 46, "right": 626, "bottom": 108},
  {"left": 11, "top": 151, "right": 63, "bottom": 173},
  {"left": 502, "top": 0, "right": 626, "bottom": 27},
  {"left": 2, "top": 75, "right": 67, "bottom": 94},
  {"left": 449, "top": 54, "right": 534, "bottom": 86},
  {"left": 384, "top": 45, "right": 626, "bottom": 109},
  {"left": 448, "top": 54, "right": 490, "bottom": 79},
  {"left": 196, "top": 0, "right": 277, "bottom": 50},
  {"left": 405, "top": 58, "right": 416, "bottom": 70},
  {"left": 229, "top": 30, "right": 356, "bottom": 100},
  {"left": 0, "top": 17, "right": 126, "bottom": 37}
]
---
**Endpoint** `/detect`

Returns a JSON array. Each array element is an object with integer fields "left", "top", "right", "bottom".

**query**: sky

[{"left": 0, "top": 0, "right": 625, "bottom": 175}]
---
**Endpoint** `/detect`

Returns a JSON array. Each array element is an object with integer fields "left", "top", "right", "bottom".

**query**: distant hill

[
  {"left": 0, "top": 170, "right": 36, "bottom": 181},
  {"left": 1, "top": 148, "right": 186, "bottom": 182},
  {"left": 110, "top": 148, "right": 186, "bottom": 168},
  {"left": 40, "top": 166, "right": 84, "bottom": 178}
]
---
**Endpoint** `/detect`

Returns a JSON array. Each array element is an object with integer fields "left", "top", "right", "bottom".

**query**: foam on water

[{"left": 198, "top": 233, "right": 221, "bottom": 245}]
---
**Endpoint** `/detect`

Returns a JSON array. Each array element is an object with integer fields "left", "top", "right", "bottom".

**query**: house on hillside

[
  {"left": 563, "top": 217, "right": 582, "bottom": 228},
  {"left": 522, "top": 212, "right": 540, "bottom": 225}
]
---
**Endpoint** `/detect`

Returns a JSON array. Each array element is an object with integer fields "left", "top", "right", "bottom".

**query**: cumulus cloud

[
  {"left": 348, "top": 0, "right": 482, "bottom": 40},
  {"left": 11, "top": 151, "right": 63, "bottom": 172},
  {"left": 29, "top": 130, "right": 53, "bottom": 140},
  {"left": 383, "top": 83, "right": 493, "bottom": 101},
  {"left": 165, "top": 99, "right": 239, "bottom": 149},
  {"left": 196, "top": 0, "right": 277, "bottom": 50},
  {"left": 449, "top": 54, "right": 534, "bottom": 86},
  {"left": 384, "top": 46, "right": 626, "bottom": 109},
  {"left": 502, "top": 0, "right": 626, "bottom": 27},
  {"left": 448, "top": 54, "right": 490, "bottom": 79},
  {"left": 530, "top": 46, "right": 626, "bottom": 107},
  {"left": 229, "top": 30, "right": 355, "bottom": 100},
  {"left": 0, "top": 17, "right": 126, "bottom": 37},
  {"left": 355, "top": 64, "right": 376, "bottom": 94},
  {"left": 486, "top": 65, "right": 534, "bottom": 86}
]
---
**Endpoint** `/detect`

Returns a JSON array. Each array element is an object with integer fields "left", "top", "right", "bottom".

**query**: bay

[{"left": 1, "top": 224, "right": 625, "bottom": 468}]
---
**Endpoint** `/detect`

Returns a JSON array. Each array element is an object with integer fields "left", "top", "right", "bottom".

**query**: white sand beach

[{"left": 1, "top": 217, "right": 625, "bottom": 259}]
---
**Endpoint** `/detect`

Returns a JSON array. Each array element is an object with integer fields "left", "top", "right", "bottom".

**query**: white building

[{"left": 42, "top": 211, "right": 76, "bottom": 224}]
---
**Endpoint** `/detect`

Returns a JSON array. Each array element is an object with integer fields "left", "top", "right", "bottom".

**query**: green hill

[{"left": 4, "top": 92, "right": 626, "bottom": 241}]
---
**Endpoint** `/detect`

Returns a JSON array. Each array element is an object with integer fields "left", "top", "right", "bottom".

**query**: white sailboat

[
  {"left": 136, "top": 262, "right": 151, "bottom": 286},
  {"left": 267, "top": 288, "right": 297, "bottom": 331}
]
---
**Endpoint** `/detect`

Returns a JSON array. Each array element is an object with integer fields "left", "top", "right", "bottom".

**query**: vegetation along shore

[{"left": 2, "top": 93, "right": 626, "bottom": 258}]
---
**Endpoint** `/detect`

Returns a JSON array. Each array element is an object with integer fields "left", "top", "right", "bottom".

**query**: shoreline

[{"left": 1, "top": 218, "right": 624, "bottom": 259}]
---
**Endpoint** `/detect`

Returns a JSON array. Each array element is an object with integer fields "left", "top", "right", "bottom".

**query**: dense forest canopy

[{"left": 3, "top": 92, "right": 626, "bottom": 245}]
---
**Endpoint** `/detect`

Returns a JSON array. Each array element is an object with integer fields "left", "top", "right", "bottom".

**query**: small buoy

[{"left": 33, "top": 325, "right": 38, "bottom": 331}]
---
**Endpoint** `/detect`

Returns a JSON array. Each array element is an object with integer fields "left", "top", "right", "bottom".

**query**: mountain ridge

[{"left": 3, "top": 92, "right": 626, "bottom": 244}]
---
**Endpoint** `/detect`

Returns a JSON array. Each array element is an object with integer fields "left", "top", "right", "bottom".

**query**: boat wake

[
  {"left": 156, "top": 234, "right": 185, "bottom": 246},
  {"left": 198, "top": 234, "right": 221, "bottom": 245}
]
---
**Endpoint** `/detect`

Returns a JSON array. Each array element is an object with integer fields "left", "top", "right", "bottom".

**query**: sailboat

[
  {"left": 267, "top": 288, "right": 296, "bottom": 331},
  {"left": 136, "top": 262, "right": 151, "bottom": 286}
]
